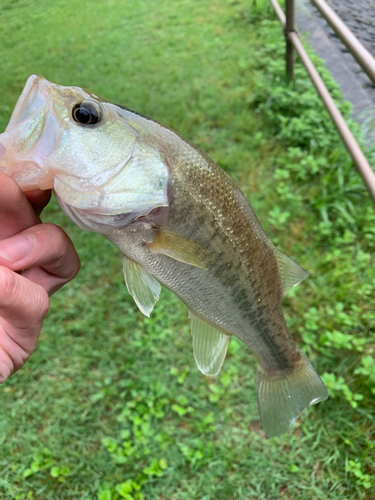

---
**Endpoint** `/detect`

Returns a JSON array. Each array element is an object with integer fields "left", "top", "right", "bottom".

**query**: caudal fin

[{"left": 257, "top": 350, "right": 328, "bottom": 437}]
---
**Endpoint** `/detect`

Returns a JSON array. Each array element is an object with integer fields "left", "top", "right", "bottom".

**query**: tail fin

[{"left": 257, "top": 350, "right": 328, "bottom": 437}]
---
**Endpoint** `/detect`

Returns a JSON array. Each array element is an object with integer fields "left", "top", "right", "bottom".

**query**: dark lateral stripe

[{"left": 211, "top": 260, "right": 290, "bottom": 370}]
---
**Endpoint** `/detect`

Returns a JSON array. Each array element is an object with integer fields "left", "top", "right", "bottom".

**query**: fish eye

[{"left": 71, "top": 99, "right": 103, "bottom": 125}]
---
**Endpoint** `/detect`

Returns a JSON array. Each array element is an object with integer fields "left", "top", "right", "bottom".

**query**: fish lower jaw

[
  {"left": 0, "top": 160, "right": 54, "bottom": 191},
  {"left": 16, "top": 174, "right": 55, "bottom": 191},
  {"left": 0, "top": 142, "right": 6, "bottom": 159}
]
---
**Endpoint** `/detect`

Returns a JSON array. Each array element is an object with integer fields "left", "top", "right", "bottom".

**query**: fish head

[{"left": 0, "top": 75, "right": 170, "bottom": 232}]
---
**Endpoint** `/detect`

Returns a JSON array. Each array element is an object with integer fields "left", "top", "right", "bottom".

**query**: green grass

[{"left": 1, "top": 0, "right": 374, "bottom": 499}]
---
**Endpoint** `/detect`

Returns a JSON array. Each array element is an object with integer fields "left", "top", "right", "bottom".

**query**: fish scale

[
  {"left": 110, "top": 168, "right": 299, "bottom": 374},
  {"left": 169, "top": 161, "right": 287, "bottom": 322},
  {"left": 0, "top": 75, "right": 328, "bottom": 437}
]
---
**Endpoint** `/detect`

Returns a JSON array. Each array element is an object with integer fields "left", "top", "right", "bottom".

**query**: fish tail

[{"left": 256, "top": 349, "right": 328, "bottom": 437}]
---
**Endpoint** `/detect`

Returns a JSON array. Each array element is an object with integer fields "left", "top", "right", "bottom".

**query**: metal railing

[
  {"left": 311, "top": 0, "right": 375, "bottom": 86},
  {"left": 269, "top": 0, "right": 375, "bottom": 204}
]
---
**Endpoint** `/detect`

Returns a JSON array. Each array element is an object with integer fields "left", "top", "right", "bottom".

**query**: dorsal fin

[
  {"left": 189, "top": 312, "right": 231, "bottom": 376},
  {"left": 123, "top": 257, "right": 161, "bottom": 317},
  {"left": 274, "top": 248, "right": 309, "bottom": 296}
]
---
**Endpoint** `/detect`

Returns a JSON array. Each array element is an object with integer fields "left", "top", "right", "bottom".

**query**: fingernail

[{"left": 0, "top": 235, "right": 34, "bottom": 262}]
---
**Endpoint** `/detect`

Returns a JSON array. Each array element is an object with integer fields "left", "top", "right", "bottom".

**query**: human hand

[{"left": 0, "top": 172, "right": 80, "bottom": 382}]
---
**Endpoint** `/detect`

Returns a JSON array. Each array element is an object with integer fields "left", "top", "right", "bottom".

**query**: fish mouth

[
  {"left": 0, "top": 75, "right": 59, "bottom": 190},
  {"left": 0, "top": 74, "right": 94, "bottom": 191},
  {"left": 6, "top": 75, "right": 52, "bottom": 129}
]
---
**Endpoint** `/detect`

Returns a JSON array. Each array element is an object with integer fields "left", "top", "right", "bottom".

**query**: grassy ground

[{"left": 0, "top": 0, "right": 374, "bottom": 499}]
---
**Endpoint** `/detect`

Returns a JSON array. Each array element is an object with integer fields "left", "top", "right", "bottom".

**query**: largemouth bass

[{"left": 0, "top": 75, "right": 328, "bottom": 437}]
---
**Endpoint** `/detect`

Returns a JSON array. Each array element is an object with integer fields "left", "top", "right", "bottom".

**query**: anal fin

[
  {"left": 274, "top": 248, "right": 309, "bottom": 295},
  {"left": 190, "top": 312, "right": 230, "bottom": 376},
  {"left": 123, "top": 256, "right": 161, "bottom": 317}
]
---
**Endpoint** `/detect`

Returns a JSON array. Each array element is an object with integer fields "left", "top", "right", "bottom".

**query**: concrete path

[{"left": 296, "top": 0, "right": 375, "bottom": 128}]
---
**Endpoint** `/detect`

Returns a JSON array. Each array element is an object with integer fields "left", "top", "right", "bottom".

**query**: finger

[
  {"left": 24, "top": 189, "right": 52, "bottom": 216},
  {"left": 0, "top": 267, "right": 49, "bottom": 381},
  {"left": 0, "top": 172, "right": 40, "bottom": 238},
  {"left": 0, "top": 266, "right": 49, "bottom": 338},
  {"left": 0, "top": 223, "right": 81, "bottom": 295}
]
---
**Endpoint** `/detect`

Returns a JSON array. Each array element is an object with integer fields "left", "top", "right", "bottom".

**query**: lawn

[{"left": 0, "top": 0, "right": 374, "bottom": 499}]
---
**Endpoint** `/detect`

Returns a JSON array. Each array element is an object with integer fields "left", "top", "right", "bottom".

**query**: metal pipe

[
  {"left": 311, "top": 0, "right": 375, "bottom": 86},
  {"left": 285, "top": 0, "right": 295, "bottom": 80},
  {"left": 268, "top": 0, "right": 375, "bottom": 203},
  {"left": 289, "top": 32, "right": 375, "bottom": 202},
  {"left": 269, "top": 0, "right": 285, "bottom": 24}
]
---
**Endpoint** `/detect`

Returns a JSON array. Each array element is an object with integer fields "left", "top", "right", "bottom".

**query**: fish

[{"left": 0, "top": 75, "right": 328, "bottom": 437}]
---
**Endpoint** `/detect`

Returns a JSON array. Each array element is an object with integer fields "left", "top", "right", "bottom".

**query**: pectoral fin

[
  {"left": 274, "top": 248, "right": 309, "bottom": 295},
  {"left": 147, "top": 230, "right": 211, "bottom": 270},
  {"left": 190, "top": 312, "right": 231, "bottom": 376},
  {"left": 123, "top": 257, "right": 161, "bottom": 317}
]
